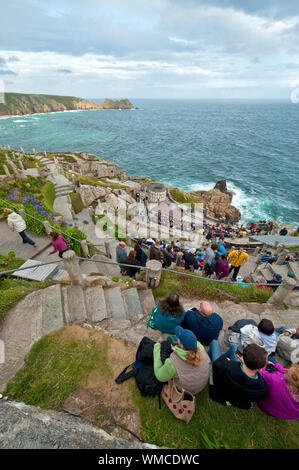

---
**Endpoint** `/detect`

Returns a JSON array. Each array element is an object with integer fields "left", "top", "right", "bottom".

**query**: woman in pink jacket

[
  {"left": 258, "top": 363, "right": 299, "bottom": 420},
  {"left": 48, "top": 232, "right": 69, "bottom": 258}
]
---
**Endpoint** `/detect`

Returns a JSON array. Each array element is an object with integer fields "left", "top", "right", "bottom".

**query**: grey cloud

[
  {"left": 285, "top": 63, "right": 299, "bottom": 69},
  {"left": 169, "top": 0, "right": 299, "bottom": 19},
  {"left": 0, "top": 70, "right": 17, "bottom": 76},
  {"left": 57, "top": 68, "right": 73, "bottom": 73},
  {"left": 7, "top": 56, "right": 20, "bottom": 62}
]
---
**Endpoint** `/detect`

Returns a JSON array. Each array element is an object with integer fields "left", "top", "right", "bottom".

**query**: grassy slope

[
  {"left": 5, "top": 326, "right": 299, "bottom": 449},
  {"left": 153, "top": 270, "right": 272, "bottom": 304},
  {"left": 0, "top": 251, "right": 46, "bottom": 324}
]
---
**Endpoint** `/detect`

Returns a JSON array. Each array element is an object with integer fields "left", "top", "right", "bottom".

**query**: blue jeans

[
  {"left": 209, "top": 340, "right": 241, "bottom": 363},
  {"left": 19, "top": 230, "right": 35, "bottom": 246}
]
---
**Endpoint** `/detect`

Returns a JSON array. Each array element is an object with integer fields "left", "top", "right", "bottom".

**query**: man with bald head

[
  {"left": 182, "top": 301, "right": 223, "bottom": 346},
  {"left": 116, "top": 241, "right": 127, "bottom": 275}
]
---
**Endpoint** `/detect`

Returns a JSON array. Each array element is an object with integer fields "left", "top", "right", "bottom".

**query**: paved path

[{"left": 0, "top": 220, "right": 51, "bottom": 261}]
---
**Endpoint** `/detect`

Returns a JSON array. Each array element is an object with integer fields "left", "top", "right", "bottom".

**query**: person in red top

[{"left": 48, "top": 232, "right": 69, "bottom": 258}]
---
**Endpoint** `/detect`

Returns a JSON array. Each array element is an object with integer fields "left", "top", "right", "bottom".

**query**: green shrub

[
  {"left": 41, "top": 181, "right": 55, "bottom": 213},
  {"left": 70, "top": 192, "right": 84, "bottom": 214}
]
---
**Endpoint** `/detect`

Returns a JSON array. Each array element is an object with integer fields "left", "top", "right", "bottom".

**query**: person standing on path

[
  {"left": 116, "top": 241, "right": 127, "bottom": 275},
  {"left": 149, "top": 239, "right": 163, "bottom": 263},
  {"left": 48, "top": 232, "right": 69, "bottom": 258},
  {"left": 4, "top": 208, "right": 37, "bottom": 247},
  {"left": 228, "top": 247, "right": 249, "bottom": 281}
]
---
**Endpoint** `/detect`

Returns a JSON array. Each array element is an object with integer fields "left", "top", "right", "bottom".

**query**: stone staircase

[
  {"left": 35, "top": 154, "right": 56, "bottom": 168},
  {"left": 54, "top": 183, "right": 73, "bottom": 198},
  {"left": 251, "top": 261, "right": 299, "bottom": 283},
  {"left": 0, "top": 282, "right": 156, "bottom": 392},
  {"left": 61, "top": 284, "right": 155, "bottom": 324}
]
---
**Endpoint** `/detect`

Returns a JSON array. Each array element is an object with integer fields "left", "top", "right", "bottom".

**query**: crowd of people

[
  {"left": 149, "top": 294, "right": 299, "bottom": 419},
  {"left": 116, "top": 236, "right": 296, "bottom": 289}
]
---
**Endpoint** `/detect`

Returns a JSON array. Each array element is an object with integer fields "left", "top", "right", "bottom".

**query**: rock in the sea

[{"left": 191, "top": 179, "right": 241, "bottom": 223}]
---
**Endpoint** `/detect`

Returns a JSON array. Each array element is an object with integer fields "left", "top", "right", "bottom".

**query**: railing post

[
  {"left": 253, "top": 246, "right": 260, "bottom": 256},
  {"left": 145, "top": 259, "right": 162, "bottom": 289},
  {"left": 276, "top": 251, "right": 288, "bottom": 265},
  {"left": 104, "top": 241, "right": 112, "bottom": 259},
  {"left": 276, "top": 244, "right": 286, "bottom": 254},
  {"left": 43, "top": 220, "right": 52, "bottom": 235},
  {"left": 267, "top": 279, "right": 296, "bottom": 305},
  {"left": 63, "top": 250, "right": 84, "bottom": 286},
  {"left": 80, "top": 239, "right": 89, "bottom": 258}
]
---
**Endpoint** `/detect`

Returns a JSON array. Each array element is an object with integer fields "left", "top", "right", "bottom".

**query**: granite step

[
  {"left": 104, "top": 287, "right": 127, "bottom": 319},
  {"left": 63, "top": 285, "right": 87, "bottom": 323},
  {"left": 122, "top": 288, "right": 143, "bottom": 319},
  {"left": 253, "top": 266, "right": 273, "bottom": 283},
  {"left": 41, "top": 285, "right": 64, "bottom": 336},
  {"left": 91, "top": 254, "right": 120, "bottom": 277},
  {"left": 84, "top": 286, "right": 109, "bottom": 323},
  {"left": 250, "top": 271, "right": 266, "bottom": 283},
  {"left": 268, "top": 264, "right": 289, "bottom": 279},
  {"left": 138, "top": 289, "right": 156, "bottom": 318},
  {"left": 238, "top": 262, "right": 258, "bottom": 278}
]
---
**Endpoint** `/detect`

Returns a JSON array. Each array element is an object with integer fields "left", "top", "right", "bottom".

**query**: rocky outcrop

[
  {"left": 0, "top": 401, "right": 156, "bottom": 449},
  {"left": 190, "top": 179, "right": 241, "bottom": 223},
  {"left": 77, "top": 185, "right": 109, "bottom": 207},
  {"left": 100, "top": 99, "right": 135, "bottom": 110},
  {"left": 52, "top": 152, "right": 120, "bottom": 179}
]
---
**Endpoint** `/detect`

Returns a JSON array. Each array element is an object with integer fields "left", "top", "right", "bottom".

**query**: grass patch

[
  {"left": 169, "top": 187, "right": 200, "bottom": 204},
  {"left": 0, "top": 274, "right": 46, "bottom": 324},
  {"left": 41, "top": 181, "right": 55, "bottom": 213},
  {"left": 131, "top": 386, "right": 299, "bottom": 449},
  {"left": 6, "top": 326, "right": 299, "bottom": 449},
  {"left": 5, "top": 327, "right": 103, "bottom": 409},
  {"left": 286, "top": 246, "right": 299, "bottom": 252},
  {"left": 70, "top": 191, "right": 85, "bottom": 214},
  {"left": 73, "top": 173, "right": 127, "bottom": 189},
  {"left": 153, "top": 270, "right": 272, "bottom": 303},
  {"left": 0, "top": 251, "right": 24, "bottom": 273}
]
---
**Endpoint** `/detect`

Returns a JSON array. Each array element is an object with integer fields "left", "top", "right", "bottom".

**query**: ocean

[{"left": 0, "top": 99, "right": 298, "bottom": 226}]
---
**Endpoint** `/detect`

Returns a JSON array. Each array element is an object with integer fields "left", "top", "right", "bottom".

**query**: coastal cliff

[{"left": 0, "top": 93, "right": 135, "bottom": 116}]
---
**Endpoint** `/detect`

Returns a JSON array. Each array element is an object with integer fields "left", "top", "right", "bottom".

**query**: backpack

[{"left": 115, "top": 336, "right": 172, "bottom": 400}]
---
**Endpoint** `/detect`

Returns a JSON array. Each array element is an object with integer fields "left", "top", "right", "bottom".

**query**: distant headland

[{"left": 0, "top": 93, "right": 135, "bottom": 117}]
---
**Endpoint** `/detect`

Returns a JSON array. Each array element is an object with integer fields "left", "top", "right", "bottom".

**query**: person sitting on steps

[
  {"left": 154, "top": 326, "right": 210, "bottom": 396},
  {"left": 209, "top": 342, "right": 269, "bottom": 410},
  {"left": 182, "top": 301, "right": 223, "bottom": 346},
  {"left": 152, "top": 293, "right": 186, "bottom": 335}
]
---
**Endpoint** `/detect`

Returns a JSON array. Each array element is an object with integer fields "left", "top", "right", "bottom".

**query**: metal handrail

[
  {"left": 0, "top": 255, "right": 284, "bottom": 287},
  {"left": 74, "top": 257, "right": 285, "bottom": 287}
]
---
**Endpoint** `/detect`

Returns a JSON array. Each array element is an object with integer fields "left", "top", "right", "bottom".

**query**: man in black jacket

[
  {"left": 209, "top": 342, "right": 269, "bottom": 409},
  {"left": 182, "top": 248, "right": 198, "bottom": 272}
]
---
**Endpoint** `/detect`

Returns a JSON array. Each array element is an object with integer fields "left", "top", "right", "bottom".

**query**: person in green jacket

[
  {"left": 153, "top": 293, "right": 186, "bottom": 334},
  {"left": 154, "top": 326, "right": 211, "bottom": 395}
]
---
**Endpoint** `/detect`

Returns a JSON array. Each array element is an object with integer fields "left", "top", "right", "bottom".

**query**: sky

[{"left": 1, "top": 0, "right": 299, "bottom": 99}]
